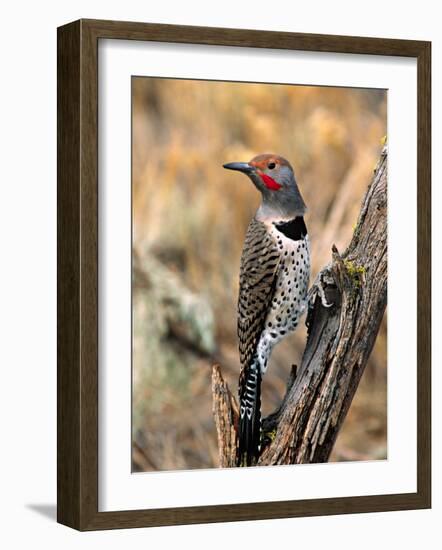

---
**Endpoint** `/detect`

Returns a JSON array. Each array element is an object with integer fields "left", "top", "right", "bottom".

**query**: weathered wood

[
  {"left": 212, "top": 144, "right": 388, "bottom": 466},
  {"left": 212, "top": 365, "right": 239, "bottom": 467}
]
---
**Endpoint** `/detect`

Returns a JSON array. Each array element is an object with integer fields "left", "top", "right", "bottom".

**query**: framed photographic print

[{"left": 57, "top": 19, "right": 431, "bottom": 530}]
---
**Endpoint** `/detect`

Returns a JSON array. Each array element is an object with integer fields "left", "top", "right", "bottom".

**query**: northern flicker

[{"left": 223, "top": 154, "right": 310, "bottom": 467}]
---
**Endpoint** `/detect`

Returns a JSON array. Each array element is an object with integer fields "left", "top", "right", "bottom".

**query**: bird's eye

[{"left": 268, "top": 162, "right": 276, "bottom": 169}]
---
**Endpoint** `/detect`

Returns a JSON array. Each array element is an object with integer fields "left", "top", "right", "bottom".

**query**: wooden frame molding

[{"left": 57, "top": 19, "right": 431, "bottom": 530}]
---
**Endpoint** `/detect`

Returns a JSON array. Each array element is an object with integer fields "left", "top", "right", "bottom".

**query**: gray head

[{"left": 223, "top": 153, "right": 306, "bottom": 222}]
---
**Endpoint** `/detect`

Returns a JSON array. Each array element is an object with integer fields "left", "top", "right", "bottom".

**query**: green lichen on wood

[
  {"left": 344, "top": 259, "right": 366, "bottom": 291},
  {"left": 263, "top": 427, "right": 277, "bottom": 441}
]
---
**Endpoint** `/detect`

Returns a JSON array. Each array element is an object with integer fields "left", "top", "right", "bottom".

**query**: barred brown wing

[{"left": 237, "top": 218, "right": 280, "bottom": 379}]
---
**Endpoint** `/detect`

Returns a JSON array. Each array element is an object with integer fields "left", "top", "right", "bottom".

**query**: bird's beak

[{"left": 223, "top": 162, "right": 255, "bottom": 174}]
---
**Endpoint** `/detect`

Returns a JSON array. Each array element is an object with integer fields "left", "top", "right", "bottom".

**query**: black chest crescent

[{"left": 274, "top": 216, "right": 307, "bottom": 241}]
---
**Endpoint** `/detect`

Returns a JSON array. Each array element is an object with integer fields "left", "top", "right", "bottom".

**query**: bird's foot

[{"left": 308, "top": 271, "right": 334, "bottom": 309}]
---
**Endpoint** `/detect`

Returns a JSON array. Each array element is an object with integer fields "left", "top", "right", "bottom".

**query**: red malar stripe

[{"left": 260, "top": 173, "right": 282, "bottom": 190}]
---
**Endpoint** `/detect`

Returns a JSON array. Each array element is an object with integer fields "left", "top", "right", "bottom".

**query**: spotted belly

[{"left": 255, "top": 231, "right": 310, "bottom": 374}]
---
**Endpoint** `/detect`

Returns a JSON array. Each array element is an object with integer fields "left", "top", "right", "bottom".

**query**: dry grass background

[{"left": 132, "top": 77, "right": 387, "bottom": 471}]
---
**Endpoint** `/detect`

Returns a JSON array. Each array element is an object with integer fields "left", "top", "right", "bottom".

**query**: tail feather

[{"left": 237, "top": 366, "right": 262, "bottom": 466}]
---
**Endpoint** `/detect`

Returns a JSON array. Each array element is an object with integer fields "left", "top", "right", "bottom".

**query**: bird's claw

[{"left": 308, "top": 271, "right": 335, "bottom": 309}]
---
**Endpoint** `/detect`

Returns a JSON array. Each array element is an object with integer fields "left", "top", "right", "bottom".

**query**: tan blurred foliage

[{"left": 132, "top": 78, "right": 387, "bottom": 471}]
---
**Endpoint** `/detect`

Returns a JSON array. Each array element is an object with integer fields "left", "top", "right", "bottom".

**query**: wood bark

[{"left": 212, "top": 144, "right": 388, "bottom": 467}]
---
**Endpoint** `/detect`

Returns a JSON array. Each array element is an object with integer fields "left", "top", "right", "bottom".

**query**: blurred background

[{"left": 132, "top": 77, "right": 387, "bottom": 472}]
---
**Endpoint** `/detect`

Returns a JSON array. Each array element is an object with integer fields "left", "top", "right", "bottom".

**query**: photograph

[{"left": 131, "top": 77, "right": 388, "bottom": 471}]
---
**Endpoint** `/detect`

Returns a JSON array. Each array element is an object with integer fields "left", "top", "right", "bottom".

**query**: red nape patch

[{"left": 260, "top": 173, "right": 282, "bottom": 191}]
